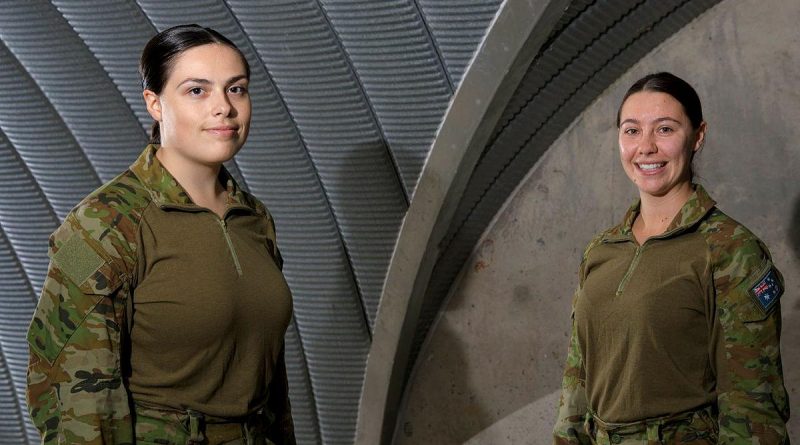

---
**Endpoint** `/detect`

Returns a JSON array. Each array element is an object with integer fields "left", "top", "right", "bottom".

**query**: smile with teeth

[{"left": 637, "top": 162, "right": 666, "bottom": 171}]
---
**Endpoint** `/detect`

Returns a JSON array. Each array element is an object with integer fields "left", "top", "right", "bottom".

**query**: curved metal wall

[
  {"left": 0, "top": 0, "right": 730, "bottom": 443},
  {"left": 0, "top": 1, "right": 501, "bottom": 444}
]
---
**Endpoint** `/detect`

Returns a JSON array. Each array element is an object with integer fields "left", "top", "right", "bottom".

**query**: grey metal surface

[
  {"left": 0, "top": 0, "right": 725, "bottom": 443},
  {"left": 0, "top": 1, "right": 503, "bottom": 443},
  {"left": 0, "top": 0, "right": 147, "bottom": 180},
  {"left": 416, "top": 0, "right": 506, "bottom": 86},
  {"left": 409, "top": 0, "right": 724, "bottom": 380}
]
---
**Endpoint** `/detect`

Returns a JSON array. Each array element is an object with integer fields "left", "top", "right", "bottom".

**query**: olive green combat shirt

[
  {"left": 553, "top": 185, "right": 790, "bottom": 444},
  {"left": 27, "top": 145, "right": 295, "bottom": 444}
]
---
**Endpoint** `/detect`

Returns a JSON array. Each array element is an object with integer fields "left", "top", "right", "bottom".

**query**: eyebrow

[
  {"left": 176, "top": 74, "right": 248, "bottom": 88},
  {"left": 620, "top": 117, "right": 682, "bottom": 126}
]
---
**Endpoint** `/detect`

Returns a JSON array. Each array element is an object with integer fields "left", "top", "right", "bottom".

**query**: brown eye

[{"left": 188, "top": 87, "right": 203, "bottom": 95}]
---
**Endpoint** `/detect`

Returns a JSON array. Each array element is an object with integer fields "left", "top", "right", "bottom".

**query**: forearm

[{"left": 553, "top": 322, "right": 591, "bottom": 445}]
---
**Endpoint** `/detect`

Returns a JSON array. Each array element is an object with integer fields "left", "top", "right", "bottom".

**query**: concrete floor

[{"left": 394, "top": 0, "right": 800, "bottom": 443}]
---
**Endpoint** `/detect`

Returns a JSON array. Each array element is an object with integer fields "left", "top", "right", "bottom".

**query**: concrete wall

[{"left": 394, "top": 0, "right": 800, "bottom": 443}]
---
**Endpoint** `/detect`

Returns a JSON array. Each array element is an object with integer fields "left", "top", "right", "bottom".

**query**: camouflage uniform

[
  {"left": 553, "top": 185, "right": 790, "bottom": 444},
  {"left": 26, "top": 145, "right": 295, "bottom": 445}
]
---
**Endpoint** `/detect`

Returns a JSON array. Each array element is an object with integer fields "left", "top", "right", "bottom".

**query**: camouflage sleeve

[
  {"left": 714, "top": 238, "right": 790, "bottom": 444},
  {"left": 26, "top": 213, "right": 134, "bottom": 445},
  {"left": 552, "top": 315, "right": 591, "bottom": 445},
  {"left": 266, "top": 345, "right": 296, "bottom": 445}
]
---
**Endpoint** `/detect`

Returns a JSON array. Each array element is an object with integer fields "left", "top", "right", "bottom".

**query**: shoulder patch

[
  {"left": 749, "top": 267, "right": 783, "bottom": 315},
  {"left": 51, "top": 233, "right": 104, "bottom": 287}
]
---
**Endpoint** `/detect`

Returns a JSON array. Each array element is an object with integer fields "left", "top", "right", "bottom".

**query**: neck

[
  {"left": 637, "top": 181, "right": 694, "bottom": 232},
  {"left": 156, "top": 146, "right": 225, "bottom": 203}
]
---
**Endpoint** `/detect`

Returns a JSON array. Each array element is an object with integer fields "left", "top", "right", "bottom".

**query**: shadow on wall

[{"left": 394, "top": 320, "right": 492, "bottom": 445}]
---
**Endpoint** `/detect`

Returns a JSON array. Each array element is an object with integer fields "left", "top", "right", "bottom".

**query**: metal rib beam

[{"left": 356, "top": 1, "right": 569, "bottom": 443}]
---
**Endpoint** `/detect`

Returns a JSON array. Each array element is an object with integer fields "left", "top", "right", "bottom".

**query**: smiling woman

[
  {"left": 553, "top": 73, "right": 790, "bottom": 444},
  {"left": 26, "top": 25, "right": 295, "bottom": 445}
]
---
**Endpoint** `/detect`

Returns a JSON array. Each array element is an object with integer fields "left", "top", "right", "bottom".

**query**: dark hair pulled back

[
  {"left": 616, "top": 72, "right": 703, "bottom": 129},
  {"left": 139, "top": 24, "right": 250, "bottom": 144}
]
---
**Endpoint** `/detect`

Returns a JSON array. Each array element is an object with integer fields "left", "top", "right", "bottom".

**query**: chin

[{"left": 207, "top": 143, "right": 243, "bottom": 163}]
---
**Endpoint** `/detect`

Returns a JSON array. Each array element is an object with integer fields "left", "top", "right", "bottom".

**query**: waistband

[
  {"left": 134, "top": 401, "right": 273, "bottom": 444},
  {"left": 584, "top": 403, "right": 716, "bottom": 443}
]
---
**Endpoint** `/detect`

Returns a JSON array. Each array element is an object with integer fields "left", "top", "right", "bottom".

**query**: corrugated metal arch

[{"left": 0, "top": 1, "right": 500, "bottom": 443}]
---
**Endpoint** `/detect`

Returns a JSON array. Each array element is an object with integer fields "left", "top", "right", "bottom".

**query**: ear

[
  {"left": 693, "top": 121, "right": 707, "bottom": 153},
  {"left": 143, "top": 89, "right": 162, "bottom": 122}
]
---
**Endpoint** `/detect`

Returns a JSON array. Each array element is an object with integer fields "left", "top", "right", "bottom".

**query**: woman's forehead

[{"left": 620, "top": 91, "right": 688, "bottom": 122}]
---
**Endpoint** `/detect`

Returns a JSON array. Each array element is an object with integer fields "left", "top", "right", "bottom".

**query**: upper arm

[
  {"left": 26, "top": 213, "right": 133, "bottom": 444},
  {"left": 713, "top": 238, "right": 789, "bottom": 440}
]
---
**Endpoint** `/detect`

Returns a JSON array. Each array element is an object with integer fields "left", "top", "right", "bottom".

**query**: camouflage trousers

[
  {"left": 134, "top": 402, "right": 275, "bottom": 445},
  {"left": 585, "top": 404, "right": 718, "bottom": 444}
]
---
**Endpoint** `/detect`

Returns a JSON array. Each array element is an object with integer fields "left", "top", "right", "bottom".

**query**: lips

[
  {"left": 206, "top": 125, "right": 239, "bottom": 137},
  {"left": 634, "top": 161, "right": 667, "bottom": 175}
]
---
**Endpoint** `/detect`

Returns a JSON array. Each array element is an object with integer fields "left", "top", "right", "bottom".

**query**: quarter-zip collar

[
  {"left": 129, "top": 144, "right": 257, "bottom": 214},
  {"left": 604, "top": 184, "right": 717, "bottom": 243}
]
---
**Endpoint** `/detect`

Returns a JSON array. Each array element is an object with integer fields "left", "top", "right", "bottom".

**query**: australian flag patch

[{"left": 749, "top": 267, "right": 783, "bottom": 314}]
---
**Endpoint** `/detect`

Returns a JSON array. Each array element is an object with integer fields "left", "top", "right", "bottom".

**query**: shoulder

[
  {"left": 582, "top": 224, "right": 620, "bottom": 260},
  {"left": 698, "top": 208, "right": 771, "bottom": 278},
  {"left": 240, "top": 190, "right": 275, "bottom": 223},
  {"left": 51, "top": 170, "right": 152, "bottom": 288},
  {"left": 69, "top": 169, "right": 152, "bottom": 233},
  {"left": 576, "top": 228, "right": 616, "bottom": 285},
  {"left": 699, "top": 208, "right": 782, "bottom": 320}
]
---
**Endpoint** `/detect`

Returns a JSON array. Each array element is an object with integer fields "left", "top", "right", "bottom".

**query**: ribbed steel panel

[
  {"left": 0, "top": 41, "right": 100, "bottom": 219},
  {"left": 0, "top": 131, "right": 57, "bottom": 443},
  {"left": 0, "top": 133, "right": 57, "bottom": 297},
  {"left": 50, "top": 0, "right": 155, "bottom": 132},
  {"left": 416, "top": 0, "right": 505, "bottom": 86},
  {"left": 0, "top": 351, "right": 28, "bottom": 444},
  {"left": 0, "top": 0, "right": 147, "bottom": 180},
  {"left": 318, "top": 0, "right": 452, "bottom": 195},
  {"left": 410, "top": 0, "right": 722, "bottom": 382},
  {"left": 284, "top": 322, "right": 322, "bottom": 445},
  {"left": 0, "top": 228, "right": 36, "bottom": 444},
  {"left": 449, "top": 0, "right": 646, "bottom": 248}
]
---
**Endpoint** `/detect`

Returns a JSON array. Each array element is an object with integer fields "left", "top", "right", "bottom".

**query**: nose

[
  {"left": 212, "top": 91, "right": 232, "bottom": 116},
  {"left": 639, "top": 130, "right": 657, "bottom": 154}
]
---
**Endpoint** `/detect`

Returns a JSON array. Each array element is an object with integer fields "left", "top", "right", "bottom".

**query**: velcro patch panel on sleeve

[
  {"left": 52, "top": 232, "right": 104, "bottom": 287},
  {"left": 749, "top": 267, "right": 783, "bottom": 315}
]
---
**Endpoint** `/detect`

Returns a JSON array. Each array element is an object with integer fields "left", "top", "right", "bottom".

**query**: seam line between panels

[
  {"left": 1, "top": 132, "right": 61, "bottom": 242},
  {"left": 0, "top": 226, "right": 35, "bottom": 445},
  {"left": 0, "top": 40, "right": 102, "bottom": 187},
  {"left": 132, "top": 1, "right": 159, "bottom": 35},
  {"left": 411, "top": 0, "right": 455, "bottom": 93},
  {"left": 0, "top": 225, "right": 36, "bottom": 305},
  {"left": 444, "top": 0, "right": 682, "bottom": 254},
  {"left": 50, "top": 2, "right": 151, "bottom": 144},
  {"left": 311, "top": 0, "right": 377, "bottom": 337},
  {"left": 0, "top": 348, "right": 29, "bottom": 445},
  {"left": 315, "top": 0, "right": 410, "bottom": 207},
  {"left": 287, "top": 319, "right": 321, "bottom": 444}
]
